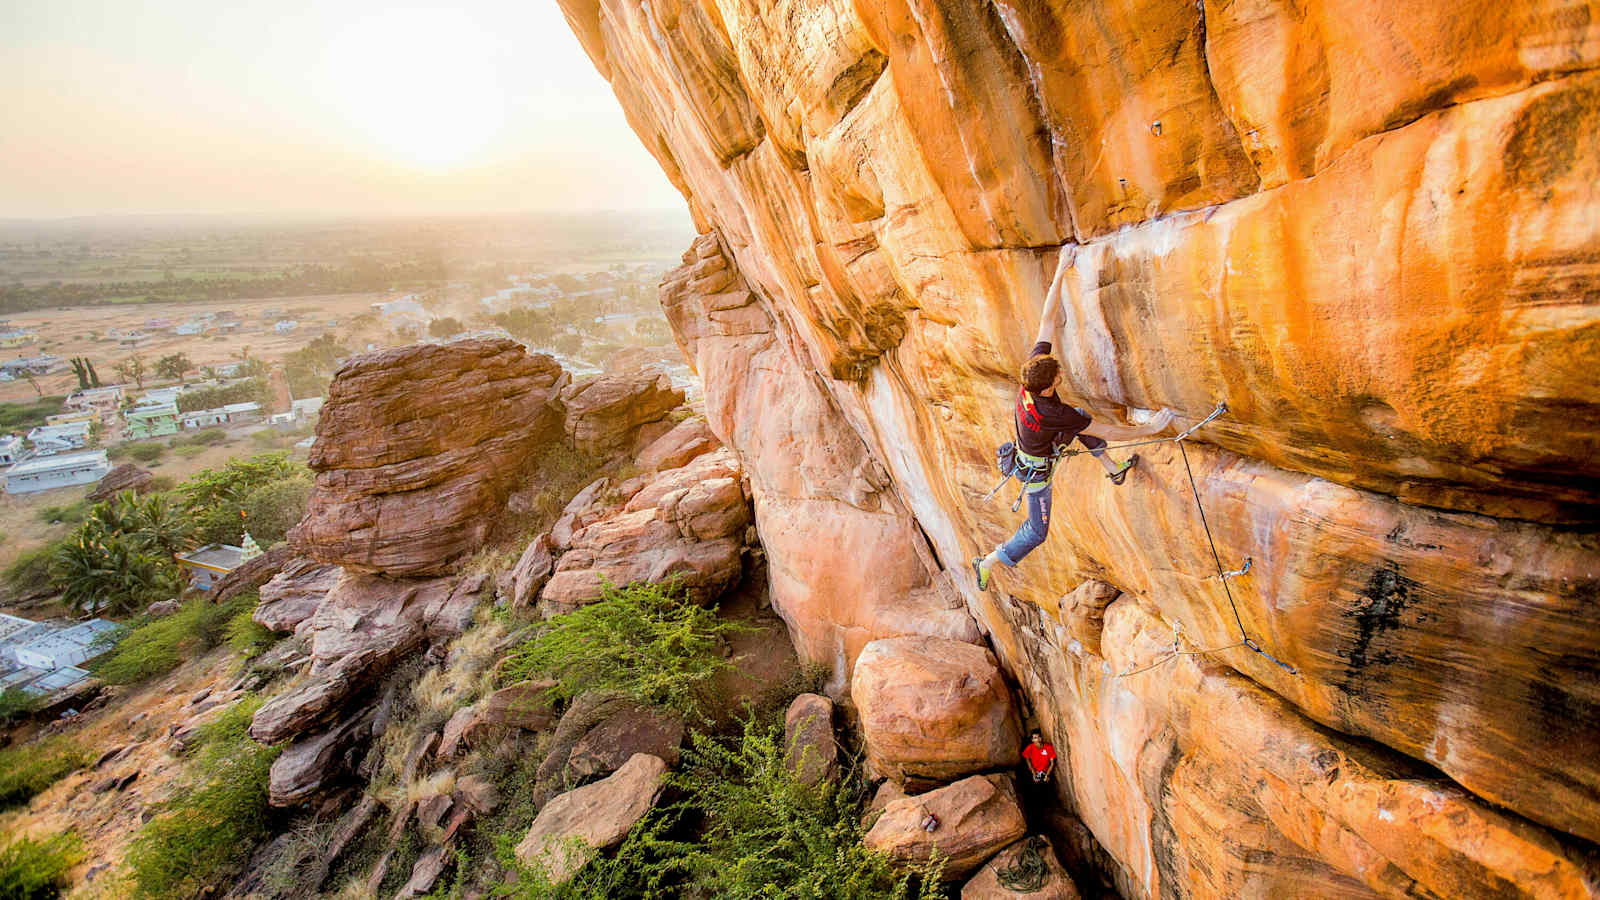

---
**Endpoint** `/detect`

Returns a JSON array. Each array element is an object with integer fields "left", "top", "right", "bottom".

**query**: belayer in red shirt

[
  {"left": 1022, "top": 729, "right": 1056, "bottom": 783},
  {"left": 973, "top": 251, "right": 1176, "bottom": 592}
]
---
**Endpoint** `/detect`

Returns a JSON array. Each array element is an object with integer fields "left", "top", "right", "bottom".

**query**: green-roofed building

[{"left": 124, "top": 401, "right": 179, "bottom": 439}]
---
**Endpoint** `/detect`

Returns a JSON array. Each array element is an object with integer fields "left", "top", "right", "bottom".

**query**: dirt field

[{"left": 0, "top": 292, "right": 396, "bottom": 404}]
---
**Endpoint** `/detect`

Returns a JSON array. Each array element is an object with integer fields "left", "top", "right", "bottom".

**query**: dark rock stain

[{"left": 1338, "top": 562, "right": 1417, "bottom": 698}]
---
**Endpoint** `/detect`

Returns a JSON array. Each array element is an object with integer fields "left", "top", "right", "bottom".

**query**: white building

[
  {"left": 5, "top": 450, "right": 110, "bottom": 494},
  {"left": 274, "top": 320, "right": 298, "bottom": 333},
  {"left": 26, "top": 421, "right": 91, "bottom": 455},
  {"left": 0, "top": 434, "right": 22, "bottom": 466},
  {"left": 12, "top": 620, "right": 119, "bottom": 669},
  {"left": 139, "top": 386, "right": 185, "bottom": 406},
  {"left": 182, "top": 401, "right": 262, "bottom": 429},
  {"left": 65, "top": 385, "right": 125, "bottom": 415},
  {"left": 175, "top": 320, "right": 209, "bottom": 336}
]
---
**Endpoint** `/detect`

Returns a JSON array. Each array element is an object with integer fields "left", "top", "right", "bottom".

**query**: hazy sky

[{"left": 1, "top": 1, "right": 686, "bottom": 218}]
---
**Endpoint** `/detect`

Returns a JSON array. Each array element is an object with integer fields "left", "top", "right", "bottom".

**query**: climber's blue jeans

[{"left": 995, "top": 481, "right": 1052, "bottom": 567}]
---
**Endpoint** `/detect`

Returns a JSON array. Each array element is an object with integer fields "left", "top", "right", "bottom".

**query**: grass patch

[
  {"left": 175, "top": 443, "right": 207, "bottom": 458},
  {"left": 0, "top": 737, "right": 91, "bottom": 811},
  {"left": 33, "top": 500, "right": 91, "bottom": 526},
  {"left": 0, "top": 831, "right": 83, "bottom": 900},
  {"left": 92, "top": 592, "right": 258, "bottom": 685},
  {"left": 124, "top": 696, "right": 281, "bottom": 899},
  {"left": 2, "top": 541, "right": 63, "bottom": 595},
  {"left": 172, "top": 427, "right": 227, "bottom": 448},
  {"left": 108, "top": 442, "right": 165, "bottom": 463},
  {"left": 225, "top": 604, "right": 279, "bottom": 660},
  {"left": 0, "top": 687, "right": 37, "bottom": 727},
  {"left": 499, "top": 581, "right": 746, "bottom": 720}
]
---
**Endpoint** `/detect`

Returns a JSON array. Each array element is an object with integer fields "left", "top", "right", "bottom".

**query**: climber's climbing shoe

[
  {"left": 972, "top": 557, "right": 991, "bottom": 592},
  {"left": 1107, "top": 454, "right": 1139, "bottom": 486}
]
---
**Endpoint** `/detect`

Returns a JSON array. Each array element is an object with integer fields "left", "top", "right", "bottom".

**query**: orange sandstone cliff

[{"left": 560, "top": 1, "right": 1600, "bottom": 896}]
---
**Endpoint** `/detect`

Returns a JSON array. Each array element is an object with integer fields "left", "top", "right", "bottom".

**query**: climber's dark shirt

[{"left": 1014, "top": 341, "right": 1091, "bottom": 457}]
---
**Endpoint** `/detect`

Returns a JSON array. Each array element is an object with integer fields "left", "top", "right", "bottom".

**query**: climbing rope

[{"left": 996, "top": 835, "right": 1050, "bottom": 892}]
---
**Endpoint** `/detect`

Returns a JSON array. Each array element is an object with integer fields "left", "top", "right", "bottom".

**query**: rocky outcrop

[
  {"left": 268, "top": 707, "right": 375, "bottom": 807},
  {"left": 514, "top": 752, "right": 669, "bottom": 884},
  {"left": 559, "top": 2, "right": 1600, "bottom": 893},
  {"left": 88, "top": 463, "right": 154, "bottom": 501},
  {"left": 636, "top": 416, "right": 718, "bottom": 473},
  {"left": 852, "top": 637, "right": 1021, "bottom": 784},
  {"left": 540, "top": 448, "right": 750, "bottom": 612},
  {"left": 253, "top": 558, "right": 342, "bottom": 633},
  {"left": 863, "top": 775, "right": 1028, "bottom": 880},
  {"left": 561, "top": 371, "right": 683, "bottom": 456},
  {"left": 962, "top": 836, "right": 1079, "bottom": 900},
  {"left": 291, "top": 339, "right": 567, "bottom": 576},
  {"left": 567, "top": 702, "right": 684, "bottom": 779}
]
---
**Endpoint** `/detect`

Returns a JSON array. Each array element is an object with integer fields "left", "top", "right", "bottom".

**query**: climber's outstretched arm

[
  {"left": 1081, "top": 409, "right": 1177, "bottom": 442},
  {"left": 1034, "top": 249, "right": 1072, "bottom": 346}
]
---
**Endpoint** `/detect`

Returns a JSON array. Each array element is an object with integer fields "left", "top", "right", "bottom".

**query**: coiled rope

[{"left": 996, "top": 835, "right": 1050, "bottom": 892}]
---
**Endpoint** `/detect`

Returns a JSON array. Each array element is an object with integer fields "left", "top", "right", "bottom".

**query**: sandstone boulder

[
  {"left": 88, "top": 463, "right": 154, "bottom": 501},
  {"left": 423, "top": 573, "right": 485, "bottom": 643},
  {"left": 852, "top": 637, "right": 1021, "bottom": 783},
  {"left": 562, "top": 372, "right": 684, "bottom": 456},
  {"left": 254, "top": 559, "right": 342, "bottom": 633},
  {"left": 567, "top": 702, "right": 684, "bottom": 779},
  {"left": 863, "top": 775, "right": 1028, "bottom": 880},
  {"left": 961, "top": 836, "right": 1079, "bottom": 900},
  {"left": 436, "top": 706, "right": 476, "bottom": 760},
  {"left": 268, "top": 707, "right": 375, "bottom": 807},
  {"left": 144, "top": 599, "right": 180, "bottom": 618},
  {"left": 509, "top": 533, "right": 556, "bottom": 609},
  {"left": 784, "top": 693, "right": 838, "bottom": 787},
  {"left": 636, "top": 416, "right": 718, "bottom": 473},
  {"left": 291, "top": 340, "right": 567, "bottom": 576},
  {"left": 469, "top": 680, "right": 560, "bottom": 735},
  {"left": 514, "top": 752, "right": 669, "bottom": 884},
  {"left": 550, "top": 477, "right": 610, "bottom": 551},
  {"left": 542, "top": 450, "right": 749, "bottom": 614}
]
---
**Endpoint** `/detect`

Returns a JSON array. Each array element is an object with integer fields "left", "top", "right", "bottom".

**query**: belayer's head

[{"left": 1021, "top": 354, "right": 1060, "bottom": 395}]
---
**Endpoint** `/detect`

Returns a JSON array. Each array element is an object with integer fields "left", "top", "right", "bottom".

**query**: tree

[
  {"left": 51, "top": 535, "right": 180, "bottom": 616},
  {"left": 115, "top": 355, "right": 148, "bottom": 389},
  {"left": 428, "top": 317, "right": 464, "bottom": 338},
  {"left": 86, "top": 358, "right": 102, "bottom": 387},
  {"left": 129, "top": 492, "right": 196, "bottom": 560},
  {"left": 70, "top": 357, "right": 89, "bottom": 390},
  {"left": 85, "top": 419, "right": 104, "bottom": 448},
  {"left": 21, "top": 373, "right": 41, "bottom": 399},
  {"left": 155, "top": 353, "right": 193, "bottom": 384}
]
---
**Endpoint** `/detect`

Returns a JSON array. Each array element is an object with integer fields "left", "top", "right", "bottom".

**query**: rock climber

[
  {"left": 1022, "top": 729, "right": 1057, "bottom": 783},
  {"left": 973, "top": 251, "right": 1176, "bottom": 592}
]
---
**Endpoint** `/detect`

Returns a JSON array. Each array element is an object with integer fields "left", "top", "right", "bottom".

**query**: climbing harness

[
  {"left": 996, "top": 835, "right": 1050, "bottom": 892},
  {"left": 984, "top": 400, "right": 1298, "bottom": 676}
]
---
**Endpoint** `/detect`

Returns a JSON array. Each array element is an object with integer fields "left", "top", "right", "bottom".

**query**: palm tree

[
  {"left": 129, "top": 492, "right": 196, "bottom": 560},
  {"left": 51, "top": 533, "right": 181, "bottom": 616}
]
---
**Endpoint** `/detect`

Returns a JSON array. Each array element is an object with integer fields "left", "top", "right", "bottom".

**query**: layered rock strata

[
  {"left": 558, "top": 1, "right": 1600, "bottom": 895},
  {"left": 292, "top": 339, "right": 567, "bottom": 576}
]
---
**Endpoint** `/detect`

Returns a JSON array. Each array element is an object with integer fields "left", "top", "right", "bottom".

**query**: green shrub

[
  {"left": 124, "top": 442, "right": 165, "bottom": 463},
  {"left": 0, "top": 687, "right": 36, "bottom": 726},
  {"left": 34, "top": 500, "right": 90, "bottom": 526},
  {"left": 499, "top": 581, "right": 747, "bottom": 719},
  {"left": 124, "top": 696, "right": 281, "bottom": 899},
  {"left": 660, "top": 717, "right": 945, "bottom": 899},
  {"left": 0, "top": 831, "right": 83, "bottom": 900},
  {"left": 0, "top": 738, "right": 90, "bottom": 811},
  {"left": 92, "top": 593, "right": 256, "bottom": 685},
  {"left": 3, "top": 542, "right": 62, "bottom": 594},
  {"left": 177, "top": 427, "right": 227, "bottom": 447},
  {"left": 238, "top": 477, "right": 311, "bottom": 544},
  {"left": 175, "top": 443, "right": 206, "bottom": 458},
  {"left": 499, "top": 712, "right": 942, "bottom": 900},
  {"left": 225, "top": 605, "right": 278, "bottom": 660}
]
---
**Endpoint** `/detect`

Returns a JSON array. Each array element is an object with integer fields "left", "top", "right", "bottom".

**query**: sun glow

[{"left": 321, "top": 9, "right": 509, "bottom": 169}]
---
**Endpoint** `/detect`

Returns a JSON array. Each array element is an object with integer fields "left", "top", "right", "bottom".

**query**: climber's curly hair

[{"left": 1021, "top": 354, "right": 1060, "bottom": 394}]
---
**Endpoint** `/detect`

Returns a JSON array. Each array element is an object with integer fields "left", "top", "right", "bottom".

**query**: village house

[
  {"left": 175, "top": 319, "right": 209, "bottom": 336},
  {"left": 1, "top": 615, "right": 119, "bottom": 698},
  {"left": 25, "top": 421, "right": 92, "bottom": 455},
  {"left": 0, "top": 328, "right": 38, "bottom": 348},
  {"left": 45, "top": 409, "right": 97, "bottom": 427},
  {"left": 181, "top": 400, "right": 262, "bottom": 429},
  {"left": 124, "top": 401, "right": 180, "bottom": 439},
  {"left": 0, "top": 434, "right": 22, "bottom": 466},
  {"left": 4, "top": 450, "right": 111, "bottom": 494},
  {"left": 65, "top": 385, "right": 125, "bottom": 416},
  {"left": 274, "top": 320, "right": 298, "bottom": 334},
  {"left": 1, "top": 355, "right": 67, "bottom": 378}
]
